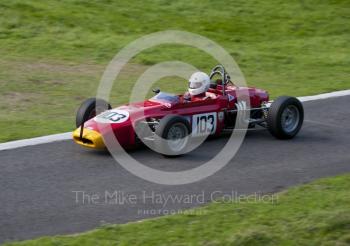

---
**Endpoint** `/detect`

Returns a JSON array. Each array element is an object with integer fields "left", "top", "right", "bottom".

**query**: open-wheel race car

[{"left": 73, "top": 65, "right": 304, "bottom": 156}]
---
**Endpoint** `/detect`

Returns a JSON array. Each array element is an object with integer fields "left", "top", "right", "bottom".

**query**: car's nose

[{"left": 72, "top": 128, "right": 105, "bottom": 149}]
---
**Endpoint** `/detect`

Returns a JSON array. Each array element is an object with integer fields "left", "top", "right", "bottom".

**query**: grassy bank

[
  {"left": 0, "top": 0, "right": 349, "bottom": 142},
  {"left": 5, "top": 174, "right": 350, "bottom": 245}
]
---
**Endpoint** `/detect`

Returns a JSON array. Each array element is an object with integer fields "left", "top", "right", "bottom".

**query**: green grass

[
  {"left": 0, "top": 0, "right": 349, "bottom": 142},
  {"left": 5, "top": 174, "right": 350, "bottom": 245}
]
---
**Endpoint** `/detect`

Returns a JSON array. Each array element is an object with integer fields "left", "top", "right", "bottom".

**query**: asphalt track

[{"left": 1, "top": 96, "right": 350, "bottom": 243}]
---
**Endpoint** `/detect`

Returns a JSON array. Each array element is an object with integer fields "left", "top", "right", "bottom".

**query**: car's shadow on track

[{"left": 78, "top": 122, "right": 334, "bottom": 172}]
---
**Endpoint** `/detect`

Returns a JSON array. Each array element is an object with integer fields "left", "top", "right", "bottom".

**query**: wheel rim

[
  {"left": 281, "top": 105, "right": 300, "bottom": 133},
  {"left": 166, "top": 123, "right": 188, "bottom": 153}
]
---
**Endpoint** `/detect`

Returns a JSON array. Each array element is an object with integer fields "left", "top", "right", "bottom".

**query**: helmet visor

[{"left": 188, "top": 81, "right": 202, "bottom": 89}]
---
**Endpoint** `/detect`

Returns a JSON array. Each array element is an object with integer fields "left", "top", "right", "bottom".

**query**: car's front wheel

[
  {"left": 76, "top": 98, "right": 111, "bottom": 127},
  {"left": 155, "top": 115, "right": 191, "bottom": 157},
  {"left": 267, "top": 96, "right": 304, "bottom": 139}
]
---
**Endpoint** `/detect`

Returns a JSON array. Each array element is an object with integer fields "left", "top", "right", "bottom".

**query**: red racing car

[{"left": 73, "top": 65, "right": 304, "bottom": 156}]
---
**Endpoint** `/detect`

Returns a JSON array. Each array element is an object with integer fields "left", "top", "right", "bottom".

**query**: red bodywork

[{"left": 81, "top": 85, "right": 268, "bottom": 149}]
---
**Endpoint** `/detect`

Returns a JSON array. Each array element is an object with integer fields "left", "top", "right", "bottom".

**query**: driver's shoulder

[{"left": 205, "top": 91, "right": 217, "bottom": 99}]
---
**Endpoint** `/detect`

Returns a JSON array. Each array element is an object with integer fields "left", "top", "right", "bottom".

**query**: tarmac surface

[{"left": 1, "top": 96, "right": 350, "bottom": 243}]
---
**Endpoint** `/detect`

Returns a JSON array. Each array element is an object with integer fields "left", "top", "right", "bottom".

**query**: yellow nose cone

[{"left": 72, "top": 127, "right": 105, "bottom": 149}]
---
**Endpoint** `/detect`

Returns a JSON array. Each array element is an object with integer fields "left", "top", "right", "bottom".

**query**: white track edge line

[
  {"left": 0, "top": 132, "right": 72, "bottom": 151},
  {"left": 0, "top": 89, "right": 350, "bottom": 151},
  {"left": 298, "top": 89, "right": 350, "bottom": 102}
]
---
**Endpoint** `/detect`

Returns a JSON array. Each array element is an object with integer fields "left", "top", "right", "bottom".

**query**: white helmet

[{"left": 188, "top": 72, "right": 210, "bottom": 96}]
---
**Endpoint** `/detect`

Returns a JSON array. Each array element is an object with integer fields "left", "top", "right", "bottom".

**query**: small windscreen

[{"left": 150, "top": 92, "right": 180, "bottom": 104}]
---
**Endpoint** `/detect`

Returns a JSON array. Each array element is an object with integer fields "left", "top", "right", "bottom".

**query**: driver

[{"left": 184, "top": 72, "right": 211, "bottom": 102}]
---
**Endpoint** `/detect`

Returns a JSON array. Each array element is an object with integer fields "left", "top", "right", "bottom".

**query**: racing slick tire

[
  {"left": 76, "top": 98, "right": 111, "bottom": 127},
  {"left": 267, "top": 96, "right": 304, "bottom": 139},
  {"left": 155, "top": 115, "right": 191, "bottom": 157}
]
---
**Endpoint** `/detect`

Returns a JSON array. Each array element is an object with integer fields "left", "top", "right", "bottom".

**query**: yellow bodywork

[{"left": 72, "top": 128, "right": 105, "bottom": 149}]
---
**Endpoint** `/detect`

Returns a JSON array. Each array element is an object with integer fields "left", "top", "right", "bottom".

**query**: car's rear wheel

[
  {"left": 155, "top": 115, "right": 191, "bottom": 157},
  {"left": 267, "top": 96, "right": 304, "bottom": 139},
  {"left": 76, "top": 98, "right": 111, "bottom": 127}
]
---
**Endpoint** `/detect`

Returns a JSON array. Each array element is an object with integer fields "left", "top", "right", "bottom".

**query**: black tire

[
  {"left": 76, "top": 98, "right": 111, "bottom": 127},
  {"left": 267, "top": 96, "right": 304, "bottom": 139},
  {"left": 155, "top": 115, "right": 191, "bottom": 157}
]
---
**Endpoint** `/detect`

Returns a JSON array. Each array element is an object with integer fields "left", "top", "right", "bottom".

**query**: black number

[
  {"left": 199, "top": 116, "right": 207, "bottom": 133},
  {"left": 207, "top": 115, "right": 215, "bottom": 133},
  {"left": 195, "top": 114, "right": 215, "bottom": 134},
  {"left": 101, "top": 112, "right": 126, "bottom": 122}
]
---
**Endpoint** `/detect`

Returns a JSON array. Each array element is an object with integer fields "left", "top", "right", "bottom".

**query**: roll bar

[{"left": 209, "top": 65, "right": 231, "bottom": 95}]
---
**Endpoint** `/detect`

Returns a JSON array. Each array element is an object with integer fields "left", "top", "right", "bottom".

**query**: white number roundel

[{"left": 94, "top": 109, "right": 129, "bottom": 123}]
